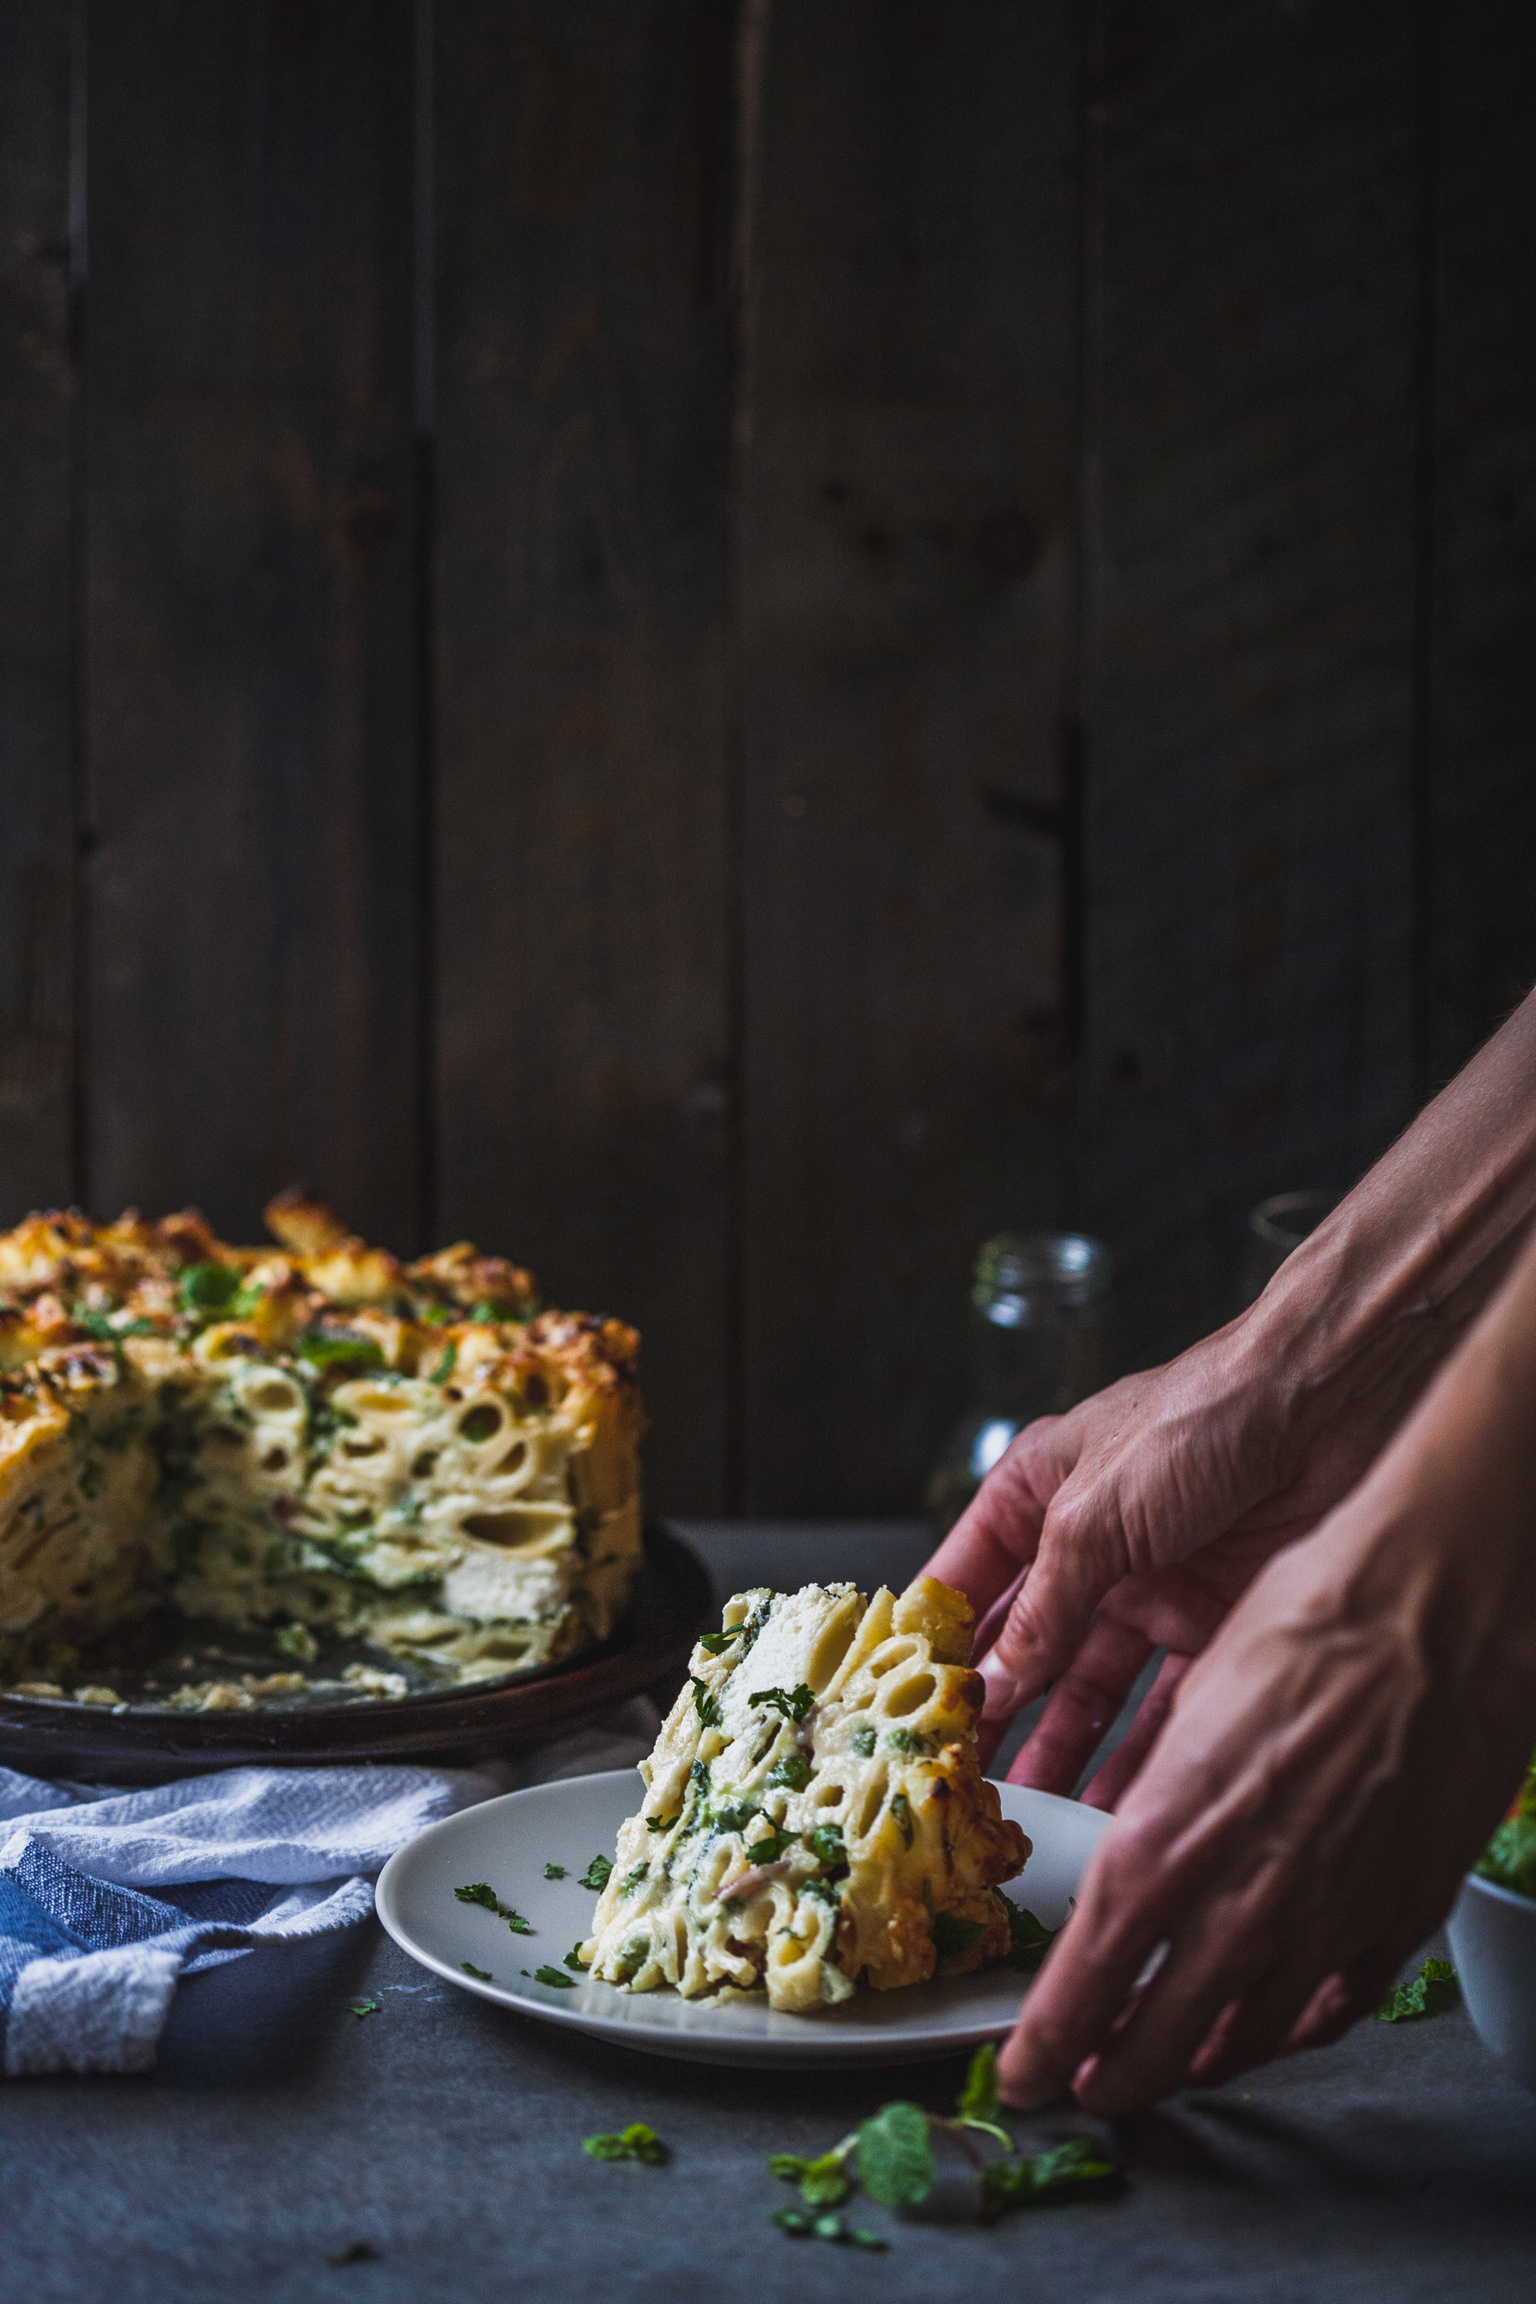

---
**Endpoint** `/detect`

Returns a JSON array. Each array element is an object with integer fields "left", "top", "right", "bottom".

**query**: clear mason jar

[{"left": 925, "top": 1230, "right": 1113, "bottom": 1531}]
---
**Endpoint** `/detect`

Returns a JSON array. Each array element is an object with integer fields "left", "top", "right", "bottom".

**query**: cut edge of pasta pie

[
  {"left": 579, "top": 1574, "right": 1029, "bottom": 2012},
  {"left": 0, "top": 1190, "right": 643, "bottom": 1706}
]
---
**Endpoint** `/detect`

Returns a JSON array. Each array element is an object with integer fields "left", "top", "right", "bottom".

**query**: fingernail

[{"left": 979, "top": 1649, "right": 1019, "bottom": 1721}]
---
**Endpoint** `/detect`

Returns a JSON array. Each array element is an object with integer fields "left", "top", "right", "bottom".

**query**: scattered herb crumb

[
  {"left": 772, "top": 2209, "right": 886, "bottom": 2249},
  {"left": 461, "top": 1962, "right": 493, "bottom": 1981},
  {"left": 454, "top": 1881, "right": 533, "bottom": 1934},
  {"left": 327, "top": 2241, "right": 379, "bottom": 2266},
  {"left": 534, "top": 1964, "right": 576, "bottom": 1989},
  {"left": 584, "top": 2123, "right": 668, "bottom": 2165},
  {"left": 346, "top": 1998, "right": 381, "bottom": 2019},
  {"left": 544, "top": 1863, "right": 567, "bottom": 1880},
  {"left": 1376, "top": 1956, "right": 1460, "bottom": 2023},
  {"left": 579, "top": 1855, "right": 613, "bottom": 1892}
]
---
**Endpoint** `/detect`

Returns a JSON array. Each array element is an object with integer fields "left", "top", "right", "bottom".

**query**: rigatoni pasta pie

[
  {"left": 580, "top": 1574, "right": 1029, "bottom": 2011},
  {"left": 0, "top": 1190, "right": 643, "bottom": 1705}
]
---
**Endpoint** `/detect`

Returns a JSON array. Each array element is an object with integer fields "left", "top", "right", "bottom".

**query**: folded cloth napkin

[{"left": 0, "top": 1698, "right": 656, "bottom": 2078}]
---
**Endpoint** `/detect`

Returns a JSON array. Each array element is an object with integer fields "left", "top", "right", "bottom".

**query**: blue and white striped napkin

[{"left": 0, "top": 1700, "right": 655, "bottom": 2077}]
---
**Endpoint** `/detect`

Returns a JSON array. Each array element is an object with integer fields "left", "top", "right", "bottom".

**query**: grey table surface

[{"left": 2, "top": 1520, "right": 1533, "bottom": 2304}]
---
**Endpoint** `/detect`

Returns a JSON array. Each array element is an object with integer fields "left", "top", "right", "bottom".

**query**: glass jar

[{"left": 925, "top": 1231, "right": 1113, "bottom": 1530}]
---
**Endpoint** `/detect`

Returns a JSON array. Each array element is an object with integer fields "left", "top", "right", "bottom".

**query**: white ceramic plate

[{"left": 375, "top": 1769, "right": 1111, "bottom": 2067}]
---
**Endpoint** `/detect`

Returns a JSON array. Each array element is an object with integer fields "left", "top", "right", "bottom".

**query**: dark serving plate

[{"left": 0, "top": 1522, "right": 712, "bottom": 1786}]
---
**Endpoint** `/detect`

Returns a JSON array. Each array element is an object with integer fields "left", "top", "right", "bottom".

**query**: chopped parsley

[
  {"left": 579, "top": 1855, "right": 613, "bottom": 1892},
  {"left": 177, "top": 1262, "right": 242, "bottom": 1315},
  {"left": 544, "top": 1862, "right": 567, "bottom": 1879},
  {"left": 346, "top": 1998, "right": 381, "bottom": 2019},
  {"left": 1375, "top": 1956, "right": 1460, "bottom": 2023},
  {"left": 931, "top": 1910, "right": 986, "bottom": 1961},
  {"left": 697, "top": 1628, "right": 741, "bottom": 1655},
  {"left": 563, "top": 1942, "right": 587, "bottom": 1971},
  {"left": 619, "top": 1863, "right": 649, "bottom": 1896},
  {"left": 889, "top": 1791, "right": 914, "bottom": 1849},
  {"left": 748, "top": 1683, "right": 815, "bottom": 1723},
  {"left": 533, "top": 1965, "right": 575, "bottom": 1989},
  {"left": 646, "top": 1812, "right": 681, "bottom": 1834},
  {"left": 460, "top": 1962, "right": 493, "bottom": 1981},
  {"left": 454, "top": 1881, "right": 532, "bottom": 1934},
  {"left": 297, "top": 1329, "right": 385, "bottom": 1372},
  {"left": 583, "top": 2123, "right": 667, "bottom": 2164},
  {"left": 428, "top": 1340, "right": 458, "bottom": 1385},
  {"left": 689, "top": 1674, "right": 722, "bottom": 1729}
]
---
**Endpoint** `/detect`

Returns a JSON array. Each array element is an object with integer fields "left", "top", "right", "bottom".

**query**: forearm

[{"left": 1249, "top": 986, "right": 1536, "bottom": 1450}]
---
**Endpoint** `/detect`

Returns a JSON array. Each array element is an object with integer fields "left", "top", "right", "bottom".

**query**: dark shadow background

[{"left": 1, "top": 0, "right": 1532, "bottom": 1515}]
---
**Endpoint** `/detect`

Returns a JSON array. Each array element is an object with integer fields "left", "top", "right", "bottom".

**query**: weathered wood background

[{"left": 1, "top": 0, "right": 1532, "bottom": 1513}]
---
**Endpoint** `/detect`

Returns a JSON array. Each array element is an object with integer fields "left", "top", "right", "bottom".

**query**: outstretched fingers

[
  {"left": 1004, "top": 1616, "right": 1155, "bottom": 1797},
  {"left": 1079, "top": 1651, "right": 1194, "bottom": 1811},
  {"left": 995, "top": 1821, "right": 1176, "bottom": 2109}
]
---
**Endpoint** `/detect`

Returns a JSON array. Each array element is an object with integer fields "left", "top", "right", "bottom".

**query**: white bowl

[{"left": 1446, "top": 1870, "right": 1536, "bottom": 2091}]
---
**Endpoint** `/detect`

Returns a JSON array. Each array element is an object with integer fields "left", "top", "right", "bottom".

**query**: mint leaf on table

[
  {"left": 461, "top": 1962, "right": 493, "bottom": 1981},
  {"left": 855, "top": 2102, "right": 935, "bottom": 2210},
  {"left": 579, "top": 1855, "right": 613, "bottom": 1892},
  {"left": 544, "top": 1863, "right": 567, "bottom": 1880},
  {"left": 980, "top": 2137, "right": 1121, "bottom": 2219},
  {"left": 1375, "top": 1956, "right": 1461, "bottom": 2023},
  {"left": 534, "top": 1965, "right": 575, "bottom": 1989},
  {"left": 932, "top": 1911, "right": 985, "bottom": 1961},
  {"left": 748, "top": 1683, "right": 815, "bottom": 1723},
  {"left": 1003, "top": 1900, "right": 1060, "bottom": 1975},
  {"left": 956, "top": 2042, "right": 1001, "bottom": 2127},
  {"left": 772, "top": 2209, "right": 887, "bottom": 2249},
  {"left": 768, "top": 2149, "right": 853, "bottom": 2209},
  {"left": 346, "top": 1998, "right": 380, "bottom": 2019},
  {"left": 584, "top": 2123, "right": 667, "bottom": 2164}
]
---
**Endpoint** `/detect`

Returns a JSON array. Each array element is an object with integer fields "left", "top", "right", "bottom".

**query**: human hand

[
  {"left": 928, "top": 1294, "right": 1430, "bottom": 1800},
  {"left": 994, "top": 1231, "right": 1536, "bottom": 2112}
]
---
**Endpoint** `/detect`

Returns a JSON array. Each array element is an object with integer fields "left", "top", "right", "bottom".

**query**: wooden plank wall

[{"left": 1, "top": 0, "right": 1532, "bottom": 1513}]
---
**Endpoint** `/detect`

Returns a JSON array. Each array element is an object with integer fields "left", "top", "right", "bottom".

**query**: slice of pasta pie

[
  {"left": 580, "top": 1574, "right": 1029, "bottom": 2010},
  {"left": 0, "top": 1191, "right": 642, "bottom": 1704}
]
